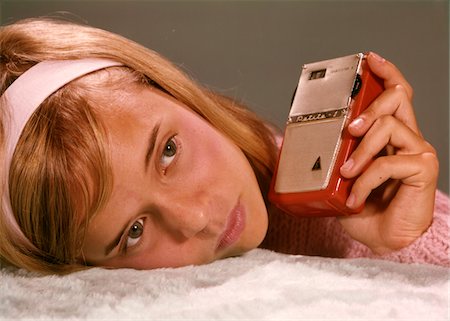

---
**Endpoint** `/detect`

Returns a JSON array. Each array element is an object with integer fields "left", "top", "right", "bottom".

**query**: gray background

[{"left": 1, "top": 0, "right": 448, "bottom": 193}]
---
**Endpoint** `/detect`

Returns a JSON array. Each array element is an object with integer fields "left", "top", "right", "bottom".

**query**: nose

[{"left": 159, "top": 196, "right": 210, "bottom": 239}]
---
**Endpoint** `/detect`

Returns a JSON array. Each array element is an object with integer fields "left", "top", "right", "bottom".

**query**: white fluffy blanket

[{"left": 0, "top": 249, "right": 448, "bottom": 320}]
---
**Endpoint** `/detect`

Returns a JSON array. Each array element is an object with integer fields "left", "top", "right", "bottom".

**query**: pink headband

[{"left": 1, "top": 58, "right": 123, "bottom": 251}]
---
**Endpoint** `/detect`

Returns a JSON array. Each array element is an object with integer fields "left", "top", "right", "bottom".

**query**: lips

[{"left": 217, "top": 202, "right": 246, "bottom": 251}]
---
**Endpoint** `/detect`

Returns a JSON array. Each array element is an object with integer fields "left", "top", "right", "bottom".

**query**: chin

[{"left": 231, "top": 228, "right": 267, "bottom": 258}]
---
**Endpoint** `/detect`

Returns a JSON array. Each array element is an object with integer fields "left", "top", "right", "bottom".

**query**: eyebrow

[
  {"left": 103, "top": 122, "right": 161, "bottom": 257},
  {"left": 104, "top": 222, "right": 128, "bottom": 256},
  {"left": 144, "top": 122, "right": 161, "bottom": 172}
]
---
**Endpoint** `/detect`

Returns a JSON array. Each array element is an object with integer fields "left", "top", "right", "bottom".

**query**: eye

[
  {"left": 126, "top": 219, "right": 144, "bottom": 249},
  {"left": 160, "top": 136, "right": 177, "bottom": 169}
]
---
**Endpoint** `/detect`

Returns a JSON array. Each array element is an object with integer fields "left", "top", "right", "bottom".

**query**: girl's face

[{"left": 81, "top": 86, "right": 268, "bottom": 269}]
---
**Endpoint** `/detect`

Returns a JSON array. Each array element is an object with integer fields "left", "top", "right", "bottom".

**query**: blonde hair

[{"left": 0, "top": 18, "right": 278, "bottom": 274}]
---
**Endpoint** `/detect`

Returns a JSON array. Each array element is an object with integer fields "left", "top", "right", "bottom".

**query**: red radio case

[{"left": 269, "top": 54, "right": 384, "bottom": 217}]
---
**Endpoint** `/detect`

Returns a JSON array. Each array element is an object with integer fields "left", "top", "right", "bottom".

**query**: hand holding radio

[
  {"left": 337, "top": 52, "right": 438, "bottom": 254},
  {"left": 269, "top": 52, "right": 438, "bottom": 254}
]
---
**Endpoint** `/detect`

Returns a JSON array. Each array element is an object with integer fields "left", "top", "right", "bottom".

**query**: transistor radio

[{"left": 269, "top": 53, "right": 384, "bottom": 216}]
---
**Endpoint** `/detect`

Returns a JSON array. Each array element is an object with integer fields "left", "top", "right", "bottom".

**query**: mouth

[{"left": 216, "top": 201, "right": 246, "bottom": 251}]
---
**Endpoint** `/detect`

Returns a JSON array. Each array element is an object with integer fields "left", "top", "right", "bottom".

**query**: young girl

[{"left": 0, "top": 18, "right": 448, "bottom": 274}]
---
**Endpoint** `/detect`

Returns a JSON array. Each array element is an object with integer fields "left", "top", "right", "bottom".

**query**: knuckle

[
  {"left": 394, "top": 84, "right": 406, "bottom": 94},
  {"left": 373, "top": 157, "right": 390, "bottom": 173},
  {"left": 375, "top": 114, "right": 395, "bottom": 128},
  {"left": 362, "top": 107, "right": 377, "bottom": 121},
  {"left": 412, "top": 152, "right": 440, "bottom": 185},
  {"left": 423, "top": 141, "right": 437, "bottom": 154},
  {"left": 396, "top": 82, "right": 414, "bottom": 99},
  {"left": 420, "top": 152, "right": 439, "bottom": 176},
  {"left": 394, "top": 84, "right": 408, "bottom": 101}
]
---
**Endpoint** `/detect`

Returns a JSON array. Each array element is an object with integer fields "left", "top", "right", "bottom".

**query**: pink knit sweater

[{"left": 261, "top": 190, "right": 449, "bottom": 267}]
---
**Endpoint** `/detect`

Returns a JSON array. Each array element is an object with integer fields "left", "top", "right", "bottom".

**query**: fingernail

[
  {"left": 370, "top": 52, "right": 385, "bottom": 63},
  {"left": 341, "top": 158, "right": 354, "bottom": 172},
  {"left": 346, "top": 193, "right": 356, "bottom": 208},
  {"left": 350, "top": 117, "right": 364, "bottom": 130}
]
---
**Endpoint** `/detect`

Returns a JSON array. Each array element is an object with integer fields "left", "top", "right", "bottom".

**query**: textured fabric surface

[{"left": 0, "top": 249, "right": 448, "bottom": 320}]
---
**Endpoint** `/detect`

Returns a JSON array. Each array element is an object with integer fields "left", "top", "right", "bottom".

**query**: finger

[
  {"left": 345, "top": 152, "right": 439, "bottom": 209},
  {"left": 367, "top": 52, "right": 413, "bottom": 100},
  {"left": 348, "top": 85, "right": 420, "bottom": 136},
  {"left": 341, "top": 115, "right": 433, "bottom": 178}
]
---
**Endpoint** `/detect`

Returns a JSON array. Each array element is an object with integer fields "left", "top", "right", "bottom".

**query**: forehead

[
  {"left": 95, "top": 84, "right": 193, "bottom": 118},
  {"left": 96, "top": 85, "right": 155, "bottom": 116}
]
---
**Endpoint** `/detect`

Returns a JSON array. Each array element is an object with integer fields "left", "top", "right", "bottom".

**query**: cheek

[
  {"left": 182, "top": 123, "right": 235, "bottom": 171},
  {"left": 186, "top": 122, "right": 261, "bottom": 197},
  {"left": 111, "top": 238, "right": 214, "bottom": 269}
]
